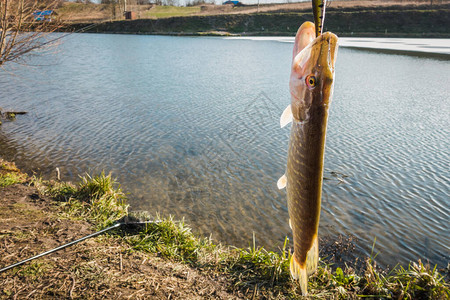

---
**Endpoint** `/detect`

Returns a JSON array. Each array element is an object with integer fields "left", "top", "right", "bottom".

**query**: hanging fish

[{"left": 278, "top": 21, "right": 338, "bottom": 296}]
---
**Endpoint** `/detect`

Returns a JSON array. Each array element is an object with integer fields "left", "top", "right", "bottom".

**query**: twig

[
  {"left": 252, "top": 284, "right": 258, "bottom": 299},
  {"left": 26, "top": 289, "right": 37, "bottom": 298},
  {"left": 69, "top": 276, "right": 75, "bottom": 298},
  {"left": 3, "top": 111, "right": 27, "bottom": 115}
]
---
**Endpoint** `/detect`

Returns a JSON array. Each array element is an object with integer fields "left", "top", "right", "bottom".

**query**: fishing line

[{"left": 0, "top": 217, "right": 160, "bottom": 273}]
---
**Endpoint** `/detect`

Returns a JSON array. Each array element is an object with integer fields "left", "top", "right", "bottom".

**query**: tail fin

[
  {"left": 290, "top": 235, "right": 319, "bottom": 296},
  {"left": 306, "top": 235, "right": 319, "bottom": 275},
  {"left": 290, "top": 255, "right": 308, "bottom": 296}
]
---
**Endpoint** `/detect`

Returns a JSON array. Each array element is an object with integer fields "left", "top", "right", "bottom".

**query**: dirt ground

[
  {"left": 0, "top": 183, "right": 365, "bottom": 299},
  {"left": 0, "top": 154, "right": 363, "bottom": 299},
  {"left": 0, "top": 183, "right": 244, "bottom": 299}
]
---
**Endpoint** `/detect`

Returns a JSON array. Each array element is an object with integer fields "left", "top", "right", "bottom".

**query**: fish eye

[{"left": 306, "top": 75, "right": 316, "bottom": 88}]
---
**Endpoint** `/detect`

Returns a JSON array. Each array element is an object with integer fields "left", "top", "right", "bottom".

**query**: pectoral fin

[
  {"left": 280, "top": 105, "right": 293, "bottom": 128},
  {"left": 277, "top": 174, "right": 287, "bottom": 189}
]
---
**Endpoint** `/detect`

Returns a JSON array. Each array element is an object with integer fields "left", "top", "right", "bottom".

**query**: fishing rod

[{"left": 0, "top": 216, "right": 159, "bottom": 274}]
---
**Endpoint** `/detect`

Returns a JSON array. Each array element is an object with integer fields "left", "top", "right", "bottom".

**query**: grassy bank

[
  {"left": 0, "top": 160, "right": 449, "bottom": 298},
  {"left": 59, "top": 3, "right": 450, "bottom": 37}
]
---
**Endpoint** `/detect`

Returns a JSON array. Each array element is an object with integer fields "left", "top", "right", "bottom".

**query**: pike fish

[{"left": 277, "top": 21, "right": 338, "bottom": 296}]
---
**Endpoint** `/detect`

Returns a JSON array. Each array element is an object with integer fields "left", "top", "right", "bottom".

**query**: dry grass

[
  {"left": 1, "top": 165, "right": 449, "bottom": 299},
  {"left": 143, "top": 5, "right": 201, "bottom": 18},
  {"left": 0, "top": 160, "right": 27, "bottom": 187},
  {"left": 56, "top": 2, "right": 111, "bottom": 22}
]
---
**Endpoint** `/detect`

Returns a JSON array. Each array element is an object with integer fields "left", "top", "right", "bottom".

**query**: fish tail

[
  {"left": 290, "top": 236, "right": 319, "bottom": 296},
  {"left": 290, "top": 255, "right": 308, "bottom": 295},
  {"left": 306, "top": 235, "right": 319, "bottom": 275}
]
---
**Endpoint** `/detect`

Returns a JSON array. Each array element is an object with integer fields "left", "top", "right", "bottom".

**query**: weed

[
  {"left": 231, "top": 234, "right": 290, "bottom": 286},
  {"left": 0, "top": 160, "right": 26, "bottom": 187},
  {"left": 6, "top": 166, "right": 449, "bottom": 298},
  {"left": 122, "top": 217, "right": 450, "bottom": 298},
  {"left": 0, "top": 172, "right": 26, "bottom": 187},
  {"left": 18, "top": 262, "right": 54, "bottom": 280},
  {"left": 35, "top": 172, "right": 128, "bottom": 229},
  {"left": 125, "top": 215, "right": 215, "bottom": 264},
  {"left": 390, "top": 260, "right": 450, "bottom": 299}
]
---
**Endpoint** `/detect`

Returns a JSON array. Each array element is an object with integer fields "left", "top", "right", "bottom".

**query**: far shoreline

[
  {"left": 56, "top": 2, "right": 449, "bottom": 40},
  {"left": 61, "top": 27, "right": 450, "bottom": 39}
]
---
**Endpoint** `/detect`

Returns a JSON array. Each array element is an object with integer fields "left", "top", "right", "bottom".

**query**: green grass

[
  {"left": 18, "top": 262, "right": 54, "bottom": 280},
  {"left": 230, "top": 234, "right": 291, "bottom": 283},
  {"left": 34, "top": 172, "right": 128, "bottom": 229},
  {"left": 0, "top": 161, "right": 26, "bottom": 187},
  {"left": 391, "top": 261, "right": 449, "bottom": 299},
  {"left": 31, "top": 171, "right": 450, "bottom": 298},
  {"left": 120, "top": 212, "right": 450, "bottom": 298},
  {"left": 0, "top": 172, "right": 26, "bottom": 187},
  {"left": 125, "top": 215, "right": 217, "bottom": 263},
  {"left": 143, "top": 6, "right": 201, "bottom": 19}
]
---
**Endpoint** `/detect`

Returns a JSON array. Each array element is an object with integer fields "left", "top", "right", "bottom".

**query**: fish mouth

[
  {"left": 315, "top": 32, "right": 338, "bottom": 79},
  {"left": 311, "top": 32, "right": 339, "bottom": 107}
]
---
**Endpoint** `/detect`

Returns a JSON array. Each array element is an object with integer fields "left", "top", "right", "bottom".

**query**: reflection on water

[{"left": 0, "top": 34, "right": 449, "bottom": 268}]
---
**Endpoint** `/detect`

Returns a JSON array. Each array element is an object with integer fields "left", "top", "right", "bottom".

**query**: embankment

[
  {"left": 64, "top": 4, "right": 450, "bottom": 37},
  {"left": 1, "top": 160, "right": 449, "bottom": 298}
]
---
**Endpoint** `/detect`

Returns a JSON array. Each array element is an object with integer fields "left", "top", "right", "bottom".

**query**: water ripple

[{"left": 0, "top": 35, "right": 448, "bottom": 268}]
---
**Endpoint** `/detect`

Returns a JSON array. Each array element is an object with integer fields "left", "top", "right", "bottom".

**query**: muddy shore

[
  {"left": 1, "top": 159, "right": 449, "bottom": 299},
  {"left": 0, "top": 161, "right": 244, "bottom": 298}
]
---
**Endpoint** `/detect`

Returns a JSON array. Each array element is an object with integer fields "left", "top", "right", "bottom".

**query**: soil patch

[
  {"left": 0, "top": 183, "right": 242, "bottom": 299},
  {"left": 1, "top": 160, "right": 447, "bottom": 299}
]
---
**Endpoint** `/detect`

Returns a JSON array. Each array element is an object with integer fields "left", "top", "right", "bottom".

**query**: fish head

[{"left": 290, "top": 22, "right": 338, "bottom": 122}]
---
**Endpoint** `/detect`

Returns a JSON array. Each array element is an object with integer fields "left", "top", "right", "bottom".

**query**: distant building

[
  {"left": 33, "top": 10, "right": 55, "bottom": 22},
  {"left": 124, "top": 11, "right": 137, "bottom": 20},
  {"left": 222, "top": 1, "right": 243, "bottom": 6}
]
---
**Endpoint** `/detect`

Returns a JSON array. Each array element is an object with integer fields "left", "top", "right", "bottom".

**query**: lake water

[{"left": 0, "top": 34, "right": 448, "bottom": 268}]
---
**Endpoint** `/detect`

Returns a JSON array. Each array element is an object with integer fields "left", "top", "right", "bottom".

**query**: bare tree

[
  {"left": 101, "top": 0, "right": 128, "bottom": 19},
  {"left": 163, "top": 0, "right": 179, "bottom": 6},
  {"left": 0, "top": 0, "right": 63, "bottom": 66}
]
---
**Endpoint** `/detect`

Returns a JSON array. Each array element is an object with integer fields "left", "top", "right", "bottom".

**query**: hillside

[{"left": 59, "top": 2, "right": 450, "bottom": 37}]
